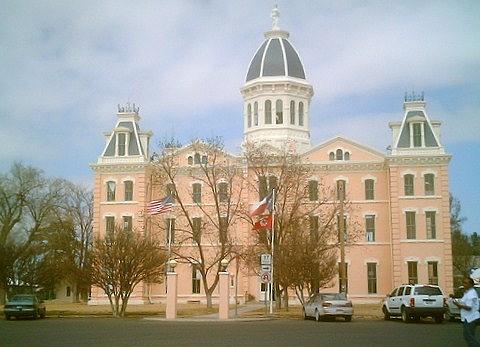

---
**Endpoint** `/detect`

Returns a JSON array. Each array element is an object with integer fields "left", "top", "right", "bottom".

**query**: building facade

[{"left": 90, "top": 10, "right": 452, "bottom": 305}]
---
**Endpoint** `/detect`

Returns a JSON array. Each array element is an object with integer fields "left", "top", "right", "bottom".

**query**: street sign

[
  {"left": 260, "top": 271, "right": 271, "bottom": 283},
  {"left": 261, "top": 253, "right": 272, "bottom": 265},
  {"left": 261, "top": 264, "right": 271, "bottom": 272}
]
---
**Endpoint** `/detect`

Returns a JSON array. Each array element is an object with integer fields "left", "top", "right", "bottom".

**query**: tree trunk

[
  {"left": 206, "top": 289, "right": 213, "bottom": 308},
  {"left": 283, "top": 290, "right": 289, "bottom": 310}
]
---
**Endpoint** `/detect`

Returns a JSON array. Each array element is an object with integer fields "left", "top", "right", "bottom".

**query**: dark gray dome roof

[{"left": 246, "top": 37, "right": 306, "bottom": 82}]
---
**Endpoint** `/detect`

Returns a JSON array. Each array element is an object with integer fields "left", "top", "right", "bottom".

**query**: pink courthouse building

[{"left": 89, "top": 12, "right": 452, "bottom": 305}]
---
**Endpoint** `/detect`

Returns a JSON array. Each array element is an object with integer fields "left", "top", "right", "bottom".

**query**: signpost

[{"left": 260, "top": 253, "right": 272, "bottom": 312}]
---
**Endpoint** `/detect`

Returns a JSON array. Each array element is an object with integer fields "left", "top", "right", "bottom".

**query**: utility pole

[{"left": 339, "top": 182, "right": 346, "bottom": 294}]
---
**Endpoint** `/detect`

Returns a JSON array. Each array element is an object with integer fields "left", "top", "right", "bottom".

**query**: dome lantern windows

[
  {"left": 254, "top": 102, "right": 259, "bottom": 126},
  {"left": 275, "top": 100, "right": 283, "bottom": 124},
  {"left": 247, "top": 104, "right": 252, "bottom": 128},
  {"left": 299, "top": 102, "right": 304, "bottom": 126},
  {"left": 265, "top": 100, "right": 272, "bottom": 124},
  {"left": 290, "top": 101, "right": 295, "bottom": 125}
]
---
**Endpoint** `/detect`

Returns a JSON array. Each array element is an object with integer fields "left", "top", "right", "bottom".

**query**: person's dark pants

[{"left": 463, "top": 319, "right": 480, "bottom": 347}]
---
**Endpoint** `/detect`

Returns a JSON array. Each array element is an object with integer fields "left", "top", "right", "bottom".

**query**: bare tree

[
  {"left": 244, "top": 143, "right": 360, "bottom": 308},
  {"left": 151, "top": 137, "right": 245, "bottom": 308},
  {"left": 90, "top": 226, "right": 167, "bottom": 317}
]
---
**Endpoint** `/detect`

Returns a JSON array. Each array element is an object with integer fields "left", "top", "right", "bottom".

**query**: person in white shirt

[{"left": 454, "top": 277, "right": 480, "bottom": 347}]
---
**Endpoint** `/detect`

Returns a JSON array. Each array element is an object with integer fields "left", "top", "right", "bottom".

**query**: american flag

[{"left": 147, "top": 196, "right": 174, "bottom": 215}]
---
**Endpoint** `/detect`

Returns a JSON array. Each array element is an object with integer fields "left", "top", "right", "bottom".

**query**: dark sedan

[{"left": 4, "top": 294, "right": 46, "bottom": 320}]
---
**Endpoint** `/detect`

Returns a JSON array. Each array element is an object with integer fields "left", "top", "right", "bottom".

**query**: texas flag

[
  {"left": 252, "top": 214, "right": 272, "bottom": 231},
  {"left": 249, "top": 191, "right": 273, "bottom": 217}
]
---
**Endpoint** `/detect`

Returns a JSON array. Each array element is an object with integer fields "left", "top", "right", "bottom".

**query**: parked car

[
  {"left": 4, "top": 294, "right": 46, "bottom": 320},
  {"left": 445, "top": 285, "right": 480, "bottom": 321},
  {"left": 382, "top": 284, "right": 445, "bottom": 323},
  {"left": 303, "top": 292, "right": 353, "bottom": 322}
]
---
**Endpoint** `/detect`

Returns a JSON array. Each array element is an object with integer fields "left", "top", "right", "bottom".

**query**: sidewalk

[{"left": 145, "top": 302, "right": 270, "bottom": 322}]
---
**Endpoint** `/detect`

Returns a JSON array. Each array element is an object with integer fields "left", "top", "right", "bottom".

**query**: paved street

[{"left": 0, "top": 317, "right": 466, "bottom": 346}]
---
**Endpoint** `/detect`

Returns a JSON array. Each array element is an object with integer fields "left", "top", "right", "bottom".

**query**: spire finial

[{"left": 271, "top": 5, "right": 280, "bottom": 30}]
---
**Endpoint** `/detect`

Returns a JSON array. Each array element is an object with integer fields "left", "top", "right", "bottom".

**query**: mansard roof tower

[{"left": 241, "top": 7, "right": 314, "bottom": 153}]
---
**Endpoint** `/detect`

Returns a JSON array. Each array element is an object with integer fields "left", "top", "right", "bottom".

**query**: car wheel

[
  {"left": 345, "top": 316, "right": 352, "bottom": 322},
  {"left": 445, "top": 308, "right": 454, "bottom": 322},
  {"left": 434, "top": 315, "right": 443, "bottom": 324},
  {"left": 40, "top": 309, "right": 46, "bottom": 319},
  {"left": 382, "top": 306, "right": 390, "bottom": 320},
  {"left": 33, "top": 310, "right": 38, "bottom": 320},
  {"left": 401, "top": 307, "right": 410, "bottom": 323},
  {"left": 5, "top": 315, "right": 10, "bottom": 321},
  {"left": 315, "top": 309, "right": 321, "bottom": 322}
]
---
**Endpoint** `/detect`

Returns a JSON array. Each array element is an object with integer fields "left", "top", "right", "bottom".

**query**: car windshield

[
  {"left": 10, "top": 295, "right": 34, "bottom": 302},
  {"left": 322, "top": 293, "right": 347, "bottom": 301},
  {"left": 414, "top": 286, "right": 442, "bottom": 296}
]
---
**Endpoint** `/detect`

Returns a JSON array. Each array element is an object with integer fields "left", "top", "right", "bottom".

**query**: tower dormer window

[
  {"left": 117, "top": 133, "right": 127, "bottom": 156},
  {"left": 275, "top": 100, "right": 283, "bottom": 124},
  {"left": 194, "top": 153, "right": 201, "bottom": 164},
  {"left": 188, "top": 156, "right": 193, "bottom": 165},
  {"left": 254, "top": 102, "right": 259, "bottom": 126},
  {"left": 299, "top": 102, "right": 304, "bottom": 126},
  {"left": 412, "top": 122, "right": 423, "bottom": 147},
  {"left": 265, "top": 100, "right": 272, "bottom": 124},
  {"left": 247, "top": 104, "right": 252, "bottom": 128},
  {"left": 344, "top": 152, "right": 350, "bottom": 160},
  {"left": 290, "top": 100, "right": 295, "bottom": 125},
  {"left": 329, "top": 152, "right": 335, "bottom": 161}
]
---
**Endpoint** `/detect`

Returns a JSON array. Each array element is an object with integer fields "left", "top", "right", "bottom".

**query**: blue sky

[{"left": 1, "top": 1, "right": 479, "bottom": 233}]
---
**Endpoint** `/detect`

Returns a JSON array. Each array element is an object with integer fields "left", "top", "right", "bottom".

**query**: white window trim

[
  {"left": 190, "top": 181, "right": 204, "bottom": 188},
  {"left": 362, "top": 175, "right": 378, "bottom": 183},
  {"left": 424, "top": 257, "right": 441, "bottom": 265},
  {"left": 402, "top": 208, "right": 418, "bottom": 214},
  {"left": 401, "top": 170, "right": 417, "bottom": 178},
  {"left": 121, "top": 177, "right": 135, "bottom": 183},
  {"left": 364, "top": 259, "right": 379, "bottom": 265},
  {"left": 422, "top": 208, "right": 439, "bottom": 214},
  {"left": 362, "top": 212, "right": 377, "bottom": 217},
  {"left": 421, "top": 170, "right": 438, "bottom": 177},
  {"left": 404, "top": 257, "right": 420, "bottom": 264},
  {"left": 103, "top": 178, "right": 118, "bottom": 184},
  {"left": 334, "top": 176, "right": 349, "bottom": 184}
]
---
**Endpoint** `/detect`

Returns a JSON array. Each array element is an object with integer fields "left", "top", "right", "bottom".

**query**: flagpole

[{"left": 269, "top": 188, "right": 275, "bottom": 315}]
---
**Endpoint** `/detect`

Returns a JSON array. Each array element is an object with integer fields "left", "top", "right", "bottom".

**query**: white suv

[{"left": 382, "top": 284, "right": 445, "bottom": 323}]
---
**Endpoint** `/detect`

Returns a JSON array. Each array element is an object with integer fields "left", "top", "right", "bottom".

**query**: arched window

[
  {"left": 308, "top": 180, "right": 318, "bottom": 201},
  {"left": 265, "top": 100, "right": 272, "bottom": 124},
  {"left": 247, "top": 104, "right": 252, "bottom": 128},
  {"left": 336, "top": 180, "right": 346, "bottom": 201},
  {"left": 201, "top": 155, "right": 207, "bottom": 164},
  {"left": 404, "top": 174, "right": 414, "bottom": 196},
  {"left": 218, "top": 182, "right": 228, "bottom": 203},
  {"left": 275, "top": 100, "right": 283, "bottom": 124},
  {"left": 336, "top": 149, "right": 343, "bottom": 160},
  {"left": 364, "top": 179, "right": 374, "bottom": 200},
  {"left": 254, "top": 102, "right": 259, "bottom": 126},
  {"left": 194, "top": 153, "right": 201, "bottom": 164},
  {"left": 329, "top": 152, "right": 335, "bottom": 161},
  {"left": 344, "top": 152, "right": 350, "bottom": 161},
  {"left": 188, "top": 156, "right": 193, "bottom": 165},
  {"left": 299, "top": 102, "right": 304, "bottom": 126},
  {"left": 290, "top": 100, "right": 295, "bottom": 125}
]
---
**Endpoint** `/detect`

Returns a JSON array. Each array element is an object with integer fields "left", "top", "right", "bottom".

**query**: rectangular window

[
  {"left": 123, "top": 216, "right": 132, "bottom": 232},
  {"left": 218, "top": 182, "right": 228, "bottom": 203},
  {"left": 290, "top": 100, "right": 295, "bottom": 124},
  {"left": 124, "top": 181, "right": 133, "bottom": 201},
  {"left": 105, "top": 216, "right": 115, "bottom": 234},
  {"left": 309, "top": 215, "right": 319, "bottom": 242},
  {"left": 337, "top": 215, "right": 347, "bottom": 243},
  {"left": 106, "top": 181, "right": 116, "bottom": 201},
  {"left": 406, "top": 212, "right": 416, "bottom": 239},
  {"left": 219, "top": 216, "right": 228, "bottom": 244},
  {"left": 275, "top": 100, "right": 283, "bottom": 124},
  {"left": 308, "top": 180, "right": 318, "bottom": 201},
  {"left": 265, "top": 100, "right": 272, "bottom": 124},
  {"left": 404, "top": 175, "right": 414, "bottom": 196},
  {"left": 336, "top": 180, "right": 346, "bottom": 201},
  {"left": 338, "top": 262, "right": 348, "bottom": 293},
  {"left": 254, "top": 102, "right": 258, "bottom": 126},
  {"left": 365, "top": 215, "right": 375, "bottom": 242},
  {"left": 365, "top": 179, "right": 375, "bottom": 200},
  {"left": 367, "top": 263, "right": 377, "bottom": 294},
  {"left": 166, "top": 218, "right": 175, "bottom": 244},
  {"left": 424, "top": 174, "right": 435, "bottom": 196},
  {"left": 192, "top": 265, "right": 201, "bottom": 294},
  {"left": 166, "top": 183, "right": 176, "bottom": 203},
  {"left": 258, "top": 176, "right": 268, "bottom": 200},
  {"left": 118, "top": 133, "right": 126, "bottom": 156},
  {"left": 407, "top": 261, "right": 418, "bottom": 284},
  {"left": 426, "top": 211, "right": 436, "bottom": 239},
  {"left": 413, "top": 123, "right": 422, "bottom": 147},
  {"left": 192, "top": 183, "right": 202, "bottom": 203},
  {"left": 192, "top": 217, "right": 202, "bottom": 244},
  {"left": 428, "top": 261, "right": 439, "bottom": 285}
]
